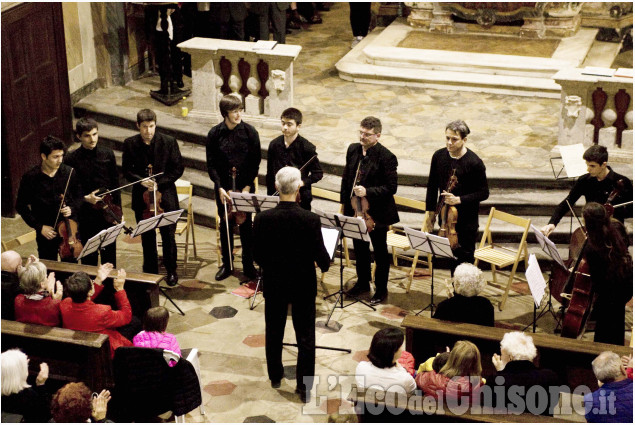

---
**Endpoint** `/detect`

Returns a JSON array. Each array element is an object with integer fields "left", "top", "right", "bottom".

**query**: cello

[
  {"left": 436, "top": 169, "right": 459, "bottom": 249},
  {"left": 350, "top": 158, "right": 375, "bottom": 232},
  {"left": 54, "top": 169, "right": 83, "bottom": 260}
]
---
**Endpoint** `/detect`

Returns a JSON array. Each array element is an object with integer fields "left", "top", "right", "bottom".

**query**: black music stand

[
  {"left": 77, "top": 223, "right": 126, "bottom": 262},
  {"left": 315, "top": 210, "right": 375, "bottom": 329},
  {"left": 132, "top": 209, "right": 186, "bottom": 315},
  {"left": 403, "top": 227, "right": 455, "bottom": 316},
  {"left": 228, "top": 192, "right": 280, "bottom": 310}
]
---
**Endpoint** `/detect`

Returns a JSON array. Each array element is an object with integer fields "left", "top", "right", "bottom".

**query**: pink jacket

[{"left": 133, "top": 331, "right": 181, "bottom": 358}]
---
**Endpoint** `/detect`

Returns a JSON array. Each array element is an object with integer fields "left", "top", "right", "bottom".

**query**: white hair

[
  {"left": 1, "top": 349, "right": 30, "bottom": 396},
  {"left": 453, "top": 263, "right": 485, "bottom": 297},
  {"left": 18, "top": 262, "right": 47, "bottom": 295},
  {"left": 500, "top": 332, "right": 537, "bottom": 361},
  {"left": 592, "top": 351, "right": 623, "bottom": 383},
  {"left": 275, "top": 166, "right": 301, "bottom": 195}
]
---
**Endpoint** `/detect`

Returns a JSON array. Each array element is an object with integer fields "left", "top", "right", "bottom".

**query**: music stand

[
  {"left": 403, "top": 227, "right": 455, "bottom": 316},
  {"left": 77, "top": 223, "right": 126, "bottom": 261},
  {"left": 131, "top": 209, "right": 186, "bottom": 315},
  {"left": 315, "top": 209, "right": 375, "bottom": 329},
  {"left": 228, "top": 193, "right": 280, "bottom": 309}
]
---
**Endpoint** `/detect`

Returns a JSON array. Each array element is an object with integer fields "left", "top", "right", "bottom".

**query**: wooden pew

[
  {"left": 1, "top": 319, "right": 113, "bottom": 390},
  {"left": 40, "top": 259, "right": 162, "bottom": 318},
  {"left": 347, "top": 388, "right": 576, "bottom": 423},
  {"left": 402, "top": 315, "right": 632, "bottom": 392}
]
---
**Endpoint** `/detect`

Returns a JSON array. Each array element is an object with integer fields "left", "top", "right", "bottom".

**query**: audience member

[
  {"left": 416, "top": 340, "right": 483, "bottom": 403},
  {"left": 1, "top": 349, "right": 51, "bottom": 423},
  {"left": 417, "top": 348, "right": 450, "bottom": 375},
  {"left": 60, "top": 269, "right": 135, "bottom": 357},
  {"left": 621, "top": 354, "right": 633, "bottom": 379},
  {"left": 433, "top": 263, "right": 494, "bottom": 327},
  {"left": 585, "top": 351, "right": 633, "bottom": 423},
  {"left": 355, "top": 327, "right": 416, "bottom": 394},
  {"left": 14, "top": 261, "right": 62, "bottom": 326},
  {"left": 487, "top": 331, "right": 559, "bottom": 416},
  {"left": 1, "top": 251, "right": 30, "bottom": 320},
  {"left": 250, "top": 2, "right": 288, "bottom": 43},
  {"left": 133, "top": 306, "right": 182, "bottom": 366},
  {"left": 51, "top": 382, "right": 111, "bottom": 423}
]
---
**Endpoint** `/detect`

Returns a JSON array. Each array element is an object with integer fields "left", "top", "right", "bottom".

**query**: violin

[
  {"left": 350, "top": 158, "right": 375, "bottom": 232},
  {"left": 228, "top": 167, "right": 247, "bottom": 225},
  {"left": 436, "top": 169, "right": 459, "bottom": 249},
  {"left": 55, "top": 170, "right": 83, "bottom": 261},
  {"left": 142, "top": 165, "right": 164, "bottom": 220},
  {"left": 92, "top": 189, "right": 133, "bottom": 235}
]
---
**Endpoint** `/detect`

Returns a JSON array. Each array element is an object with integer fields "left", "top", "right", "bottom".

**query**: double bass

[
  {"left": 436, "top": 169, "right": 459, "bottom": 249},
  {"left": 54, "top": 169, "right": 83, "bottom": 260},
  {"left": 350, "top": 158, "right": 375, "bottom": 232}
]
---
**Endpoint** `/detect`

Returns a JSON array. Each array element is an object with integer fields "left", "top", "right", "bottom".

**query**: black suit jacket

[
  {"left": 210, "top": 2, "right": 248, "bottom": 22},
  {"left": 122, "top": 132, "right": 184, "bottom": 213},
  {"left": 340, "top": 142, "right": 399, "bottom": 226},
  {"left": 433, "top": 294, "right": 494, "bottom": 327},
  {"left": 254, "top": 202, "right": 330, "bottom": 300}
]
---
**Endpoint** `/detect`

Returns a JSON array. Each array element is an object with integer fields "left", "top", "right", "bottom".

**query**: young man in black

[
  {"left": 425, "top": 120, "right": 489, "bottom": 270},
  {"left": 541, "top": 144, "right": 632, "bottom": 237},
  {"left": 16, "top": 136, "right": 81, "bottom": 261},
  {"left": 340, "top": 116, "right": 399, "bottom": 305},
  {"left": 65, "top": 118, "right": 121, "bottom": 267},
  {"left": 254, "top": 167, "right": 330, "bottom": 403},
  {"left": 122, "top": 109, "right": 184, "bottom": 286},
  {"left": 206, "top": 94, "right": 261, "bottom": 281},
  {"left": 266, "top": 108, "right": 323, "bottom": 211}
]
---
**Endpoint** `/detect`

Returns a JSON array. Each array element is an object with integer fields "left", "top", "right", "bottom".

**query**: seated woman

[
  {"left": 133, "top": 306, "right": 181, "bottom": 366},
  {"left": 1, "top": 349, "right": 51, "bottom": 423},
  {"left": 14, "top": 262, "right": 62, "bottom": 326},
  {"left": 433, "top": 263, "right": 494, "bottom": 327},
  {"left": 51, "top": 382, "right": 111, "bottom": 423},
  {"left": 355, "top": 327, "right": 416, "bottom": 394},
  {"left": 416, "top": 340, "right": 483, "bottom": 403}
]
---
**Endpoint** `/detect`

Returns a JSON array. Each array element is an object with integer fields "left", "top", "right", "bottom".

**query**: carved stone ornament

[
  {"left": 476, "top": 8, "right": 497, "bottom": 27},
  {"left": 564, "top": 95, "right": 582, "bottom": 118},
  {"left": 270, "top": 69, "right": 286, "bottom": 91}
]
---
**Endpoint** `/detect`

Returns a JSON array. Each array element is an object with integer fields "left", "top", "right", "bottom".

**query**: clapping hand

[
  {"left": 113, "top": 269, "right": 126, "bottom": 291},
  {"left": 95, "top": 263, "right": 114, "bottom": 286},
  {"left": 91, "top": 389, "right": 111, "bottom": 422}
]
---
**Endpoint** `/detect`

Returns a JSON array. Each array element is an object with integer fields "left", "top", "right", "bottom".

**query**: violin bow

[
  {"left": 53, "top": 168, "right": 74, "bottom": 229},
  {"left": 349, "top": 159, "right": 363, "bottom": 200},
  {"left": 566, "top": 200, "right": 588, "bottom": 238},
  {"left": 96, "top": 172, "right": 165, "bottom": 197},
  {"left": 272, "top": 154, "right": 318, "bottom": 196}
]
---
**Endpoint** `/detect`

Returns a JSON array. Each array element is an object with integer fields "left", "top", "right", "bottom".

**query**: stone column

[
  {"left": 544, "top": 2, "right": 583, "bottom": 38},
  {"left": 405, "top": 2, "right": 434, "bottom": 29},
  {"left": 429, "top": 3, "right": 454, "bottom": 33}
]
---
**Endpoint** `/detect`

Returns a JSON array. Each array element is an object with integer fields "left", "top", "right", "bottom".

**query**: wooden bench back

[{"left": 1, "top": 319, "right": 113, "bottom": 390}]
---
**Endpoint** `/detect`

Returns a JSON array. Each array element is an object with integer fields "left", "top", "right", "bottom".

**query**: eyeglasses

[{"left": 359, "top": 131, "right": 377, "bottom": 138}]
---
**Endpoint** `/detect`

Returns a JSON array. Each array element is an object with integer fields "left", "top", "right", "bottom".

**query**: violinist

[
  {"left": 541, "top": 145, "right": 632, "bottom": 237},
  {"left": 424, "top": 120, "right": 489, "bottom": 272},
  {"left": 16, "top": 136, "right": 81, "bottom": 261},
  {"left": 266, "top": 108, "right": 323, "bottom": 211},
  {"left": 582, "top": 202, "right": 632, "bottom": 345},
  {"left": 65, "top": 118, "right": 121, "bottom": 266},
  {"left": 206, "top": 94, "right": 261, "bottom": 282},
  {"left": 340, "top": 116, "right": 399, "bottom": 305},
  {"left": 122, "top": 109, "right": 184, "bottom": 286}
]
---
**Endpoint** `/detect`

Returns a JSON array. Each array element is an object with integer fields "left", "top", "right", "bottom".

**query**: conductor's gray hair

[{"left": 275, "top": 166, "right": 302, "bottom": 195}]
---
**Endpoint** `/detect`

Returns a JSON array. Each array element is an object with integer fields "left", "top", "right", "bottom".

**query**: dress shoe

[
  {"left": 370, "top": 291, "right": 387, "bottom": 305},
  {"left": 166, "top": 272, "right": 178, "bottom": 287},
  {"left": 295, "top": 388, "right": 310, "bottom": 403},
  {"left": 270, "top": 380, "right": 281, "bottom": 389},
  {"left": 175, "top": 80, "right": 184, "bottom": 88},
  {"left": 287, "top": 19, "right": 301, "bottom": 30},
  {"left": 347, "top": 281, "right": 370, "bottom": 296},
  {"left": 215, "top": 265, "right": 232, "bottom": 281}
]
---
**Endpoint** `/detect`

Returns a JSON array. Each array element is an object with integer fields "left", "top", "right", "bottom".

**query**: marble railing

[
  {"left": 553, "top": 69, "right": 633, "bottom": 163},
  {"left": 178, "top": 38, "right": 302, "bottom": 126}
]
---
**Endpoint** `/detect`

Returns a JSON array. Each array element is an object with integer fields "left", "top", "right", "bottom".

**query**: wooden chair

[
  {"left": 383, "top": 195, "right": 432, "bottom": 293},
  {"left": 174, "top": 179, "right": 197, "bottom": 266},
  {"left": 1, "top": 230, "right": 37, "bottom": 252},
  {"left": 474, "top": 207, "right": 531, "bottom": 311}
]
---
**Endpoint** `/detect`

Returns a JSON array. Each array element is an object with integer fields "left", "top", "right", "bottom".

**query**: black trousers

[
  {"left": 349, "top": 2, "right": 371, "bottom": 37},
  {"left": 79, "top": 209, "right": 117, "bottom": 267},
  {"left": 257, "top": 3, "right": 286, "bottom": 43},
  {"left": 216, "top": 196, "right": 254, "bottom": 271},
  {"left": 451, "top": 216, "right": 479, "bottom": 274},
  {"left": 593, "top": 297, "right": 627, "bottom": 345},
  {"left": 36, "top": 233, "right": 60, "bottom": 261},
  {"left": 134, "top": 209, "right": 177, "bottom": 274},
  {"left": 353, "top": 224, "right": 389, "bottom": 294},
  {"left": 154, "top": 31, "right": 183, "bottom": 87},
  {"left": 265, "top": 294, "right": 315, "bottom": 392}
]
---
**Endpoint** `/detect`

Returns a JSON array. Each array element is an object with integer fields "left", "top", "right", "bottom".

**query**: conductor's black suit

[{"left": 253, "top": 201, "right": 330, "bottom": 393}]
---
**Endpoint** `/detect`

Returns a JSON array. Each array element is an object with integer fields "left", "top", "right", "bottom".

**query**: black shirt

[
  {"left": 206, "top": 121, "right": 261, "bottom": 192},
  {"left": 549, "top": 167, "right": 633, "bottom": 225},
  {"left": 426, "top": 148, "right": 489, "bottom": 223},
  {"left": 15, "top": 164, "right": 80, "bottom": 232},
  {"left": 266, "top": 135, "right": 323, "bottom": 204},
  {"left": 65, "top": 144, "right": 121, "bottom": 207}
]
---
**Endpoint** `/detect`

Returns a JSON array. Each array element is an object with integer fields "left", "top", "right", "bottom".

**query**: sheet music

[
  {"left": 531, "top": 225, "right": 566, "bottom": 270},
  {"left": 403, "top": 227, "right": 455, "bottom": 259},
  {"left": 525, "top": 254, "right": 547, "bottom": 308},
  {"left": 230, "top": 192, "right": 279, "bottom": 213},
  {"left": 557, "top": 144, "right": 587, "bottom": 178},
  {"left": 313, "top": 209, "right": 371, "bottom": 242},
  {"left": 321, "top": 227, "right": 340, "bottom": 260}
]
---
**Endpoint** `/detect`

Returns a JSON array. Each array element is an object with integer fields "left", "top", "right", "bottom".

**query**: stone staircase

[{"left": 73, "top": 103, "right": 632, "bottom": 267}]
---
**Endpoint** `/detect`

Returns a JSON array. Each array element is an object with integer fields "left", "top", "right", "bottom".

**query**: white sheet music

[
  {"left": 525, "top": 254, "right": 547, "bottom": 308},
  {"left": 531, "top": 225, "right": 566, "bottom": 270},
  {"left": 557, "top": 144, "right": 587, "bottom": 178},
  {"left": 321, "top": 227, "right": 340, "bottom": 260}
]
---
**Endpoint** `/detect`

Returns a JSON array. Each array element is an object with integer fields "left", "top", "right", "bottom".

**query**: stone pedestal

[
  {"left": 405, "top": 2, "right": 433, "bottom": 28},
  {"left": 178, "top": 38, "right": 301, "bottom": 127}
]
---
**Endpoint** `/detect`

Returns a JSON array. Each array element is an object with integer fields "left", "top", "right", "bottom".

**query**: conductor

[{"left": 253, "top": 167, "right": 330, "bottom": 403}]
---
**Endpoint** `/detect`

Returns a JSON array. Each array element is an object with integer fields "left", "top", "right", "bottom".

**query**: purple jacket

[{"left": 133, "top": 331, "right": 181, "bottom": 366}]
